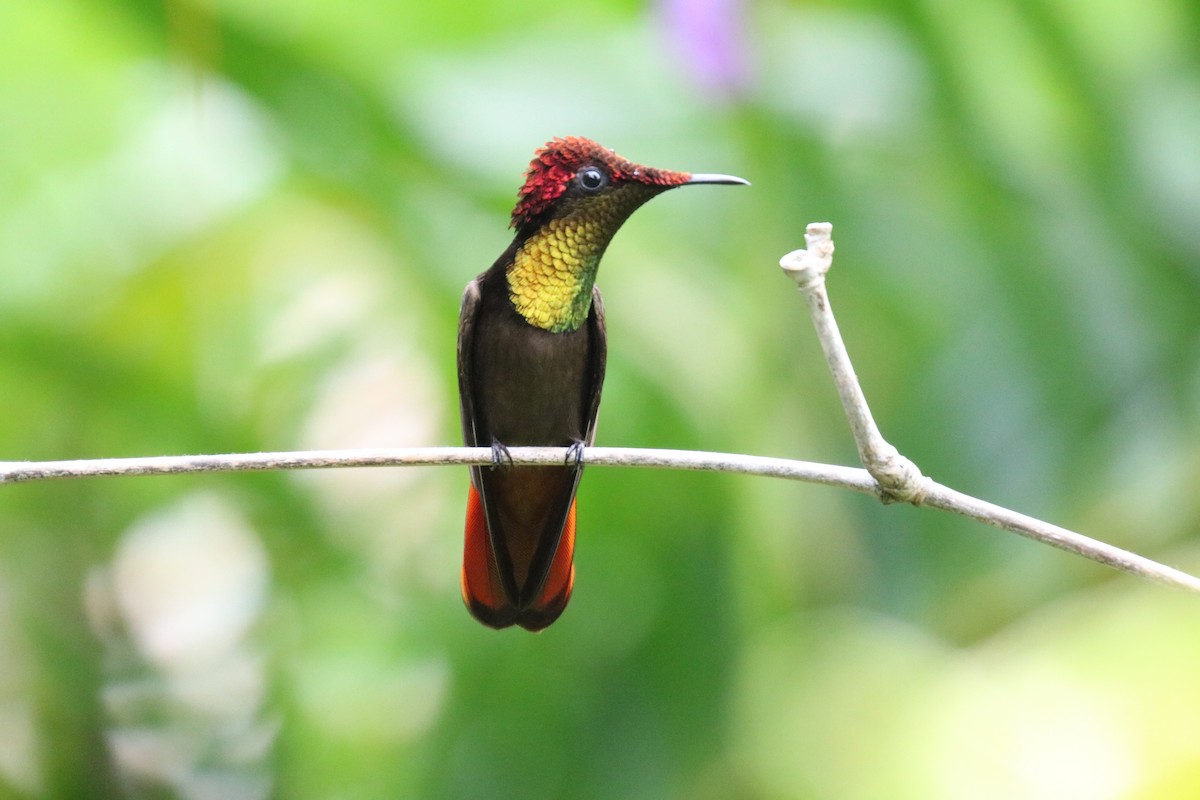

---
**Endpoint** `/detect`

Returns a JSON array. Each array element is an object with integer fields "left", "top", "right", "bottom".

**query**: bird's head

[{"left": 510, "top": 136, "right": 747, "bottom": 232}]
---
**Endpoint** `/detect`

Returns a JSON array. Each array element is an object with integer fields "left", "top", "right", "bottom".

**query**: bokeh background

[{"left": 2, "top": 0, "right": 1199, "bottom": 798}]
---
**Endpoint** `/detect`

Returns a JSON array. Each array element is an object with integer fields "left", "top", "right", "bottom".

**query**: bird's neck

[{"left": 506, "top": 215, "right": 609, "bottom": 333}]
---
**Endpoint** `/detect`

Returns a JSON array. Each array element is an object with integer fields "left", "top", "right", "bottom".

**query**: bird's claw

[
  {"left": 490, "top": 440, "right": 514, "bottom": 469},
  {"left": 565, "top": 441, "right": 586, "bottom": 468}
]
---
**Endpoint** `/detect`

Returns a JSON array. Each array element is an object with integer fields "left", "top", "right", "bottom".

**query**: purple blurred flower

[{"left": 658, "top": 0, "right": 754, "bottom": 100}]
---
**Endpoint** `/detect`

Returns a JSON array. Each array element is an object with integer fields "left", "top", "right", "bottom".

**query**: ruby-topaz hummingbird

[{"left": 457, "top": 136, "right": 747, "bottom": 630}]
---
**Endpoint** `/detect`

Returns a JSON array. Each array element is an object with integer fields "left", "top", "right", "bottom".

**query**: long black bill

[{"left": 685, "top": 173, "right": 751, "bottom": 186}]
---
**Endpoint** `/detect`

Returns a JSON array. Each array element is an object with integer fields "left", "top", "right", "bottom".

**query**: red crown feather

[{"left": 510, "top": 136, "right": 691, "bottom": 229}]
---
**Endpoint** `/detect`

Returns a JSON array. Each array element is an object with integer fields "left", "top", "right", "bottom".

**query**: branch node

[{"left": 865, "top": 445, "right": 930, "bottom": 506}]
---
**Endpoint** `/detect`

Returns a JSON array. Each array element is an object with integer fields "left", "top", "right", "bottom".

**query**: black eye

[{"left": 577, "top": 166, "right": 607, "bottom": 192}]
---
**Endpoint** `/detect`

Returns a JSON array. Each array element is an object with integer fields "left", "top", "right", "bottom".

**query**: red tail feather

[{"left": 460, "top": 484, "right": 575, "bottom": 631}]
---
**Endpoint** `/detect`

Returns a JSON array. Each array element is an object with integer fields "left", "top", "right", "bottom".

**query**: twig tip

[{"left": 780, "top": 222, "right": 835, "bottom": 290}]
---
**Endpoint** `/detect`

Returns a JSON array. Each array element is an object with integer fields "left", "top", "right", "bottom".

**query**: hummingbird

[{"left": 457, "top": 136, "right": 747, "bottom": 630}]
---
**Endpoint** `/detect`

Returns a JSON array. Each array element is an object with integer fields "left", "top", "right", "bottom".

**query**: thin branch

[
  {"left": 780, "top": 223, "right": 927, "bottom": 504},
  {"left": 0, "top": 447, "right": 871, "bottom": 489},
  {"left": 2, "top": 222, "right": 1197, "bottom": 596},
  {"left": 918, "top": 484, "right": 1200, "bottom": 590},
  {"left": 2, "top": 445, "right": 1198, "bottom": 593}
]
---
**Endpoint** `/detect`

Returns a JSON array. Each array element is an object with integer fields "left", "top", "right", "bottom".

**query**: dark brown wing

[
  {"left": 584, "top": 284, "right": 607, "bottom": 446},
  {"left": 458, "top": 275, "right": 526, "bottom": 627},
  {"left": 457, "top": 278, "right": 483, "bottom": 452}
]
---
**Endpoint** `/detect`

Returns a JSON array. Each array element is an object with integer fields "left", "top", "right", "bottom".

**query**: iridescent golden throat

[
  {"left": 506, "top": 217, "right": 605, "bottom": 333},
  {"left": 506, "top": 187, "right": 656, "bottom": 333}
]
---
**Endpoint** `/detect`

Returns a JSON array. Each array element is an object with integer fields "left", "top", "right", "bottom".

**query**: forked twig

[{"left": 780, "top": 222, "right": 1200, "bottom": 592}]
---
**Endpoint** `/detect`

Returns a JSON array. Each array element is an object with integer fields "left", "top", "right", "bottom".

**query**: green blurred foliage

[{"left": 1, "top": 0, "right": 1198, "bottom": 797}]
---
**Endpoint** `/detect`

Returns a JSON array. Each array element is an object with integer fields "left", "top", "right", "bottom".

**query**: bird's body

[{"left": 458, "top": 137, "right": 746, "bottom": 630}]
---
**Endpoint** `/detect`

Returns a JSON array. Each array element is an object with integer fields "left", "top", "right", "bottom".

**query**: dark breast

[{"left": 468, "top": 287, "right": 593, "bottom": 446}]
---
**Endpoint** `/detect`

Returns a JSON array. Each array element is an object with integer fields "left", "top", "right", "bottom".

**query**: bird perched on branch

[{"left": 457, "top": 136, "right": 747, "bottom": 630}]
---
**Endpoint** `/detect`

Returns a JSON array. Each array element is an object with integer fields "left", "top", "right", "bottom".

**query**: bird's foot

[
  {"left": 490, "top": 440, "right": 514, "bottom": 469},
  {"left": 565, "top": 441, "right": 586, "bottom": 468}
]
